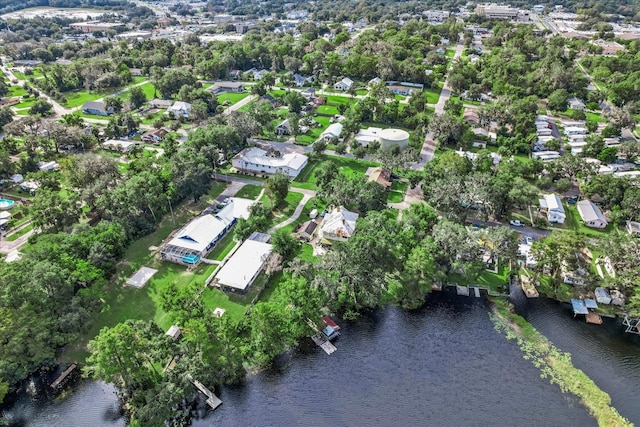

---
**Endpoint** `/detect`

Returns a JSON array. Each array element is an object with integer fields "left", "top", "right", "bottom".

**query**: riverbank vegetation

[{"left": 490, "top": 299, "right": 631, "bottom": 427}]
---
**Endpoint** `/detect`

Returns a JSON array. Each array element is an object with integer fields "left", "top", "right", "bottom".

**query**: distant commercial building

[
  {"left": 423, "top": 10, "right": 450, "bottom": 23},
  {"left": 591, "top": 39, "right": 626, "bottom": 56},
  {"left": 475, "top": 3, "right": 528, "bottom": 21},
  {"left": 69, "top": 21, "right": 124, "bottom": 33}
]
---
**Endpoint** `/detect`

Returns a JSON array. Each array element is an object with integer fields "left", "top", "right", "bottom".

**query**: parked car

[
  {"left": 509, "top": 220, "right": 525, "bottom": 227},
  {"left": 567, "top": 197, "right": 577, "bottom": 204},
  {"left": 525, "top": 236, "right": 533, "bottom": 245}
]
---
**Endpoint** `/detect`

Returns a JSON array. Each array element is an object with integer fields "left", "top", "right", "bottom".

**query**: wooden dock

[
  {"left": 188, "top": 376, "right": 222, "bottom": 410},
  {"left": 50, "top": 363, "right": 77, "bottom": 389},
  {"left": 312, "top": 332, "right": 337, "bottom": 355},
  {"left": 472, "top": 287, "right": 480, "bottom": 298},
  {"left": 586, "top": 311, "right": 603, "bottom": 324},
  {"left": 623, "top": 316, "right": 640, "bottom": 335}
]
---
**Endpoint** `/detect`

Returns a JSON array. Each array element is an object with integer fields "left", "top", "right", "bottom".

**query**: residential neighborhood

[{"left": 0, "top": 0, "right": 639, "bottom": 425}]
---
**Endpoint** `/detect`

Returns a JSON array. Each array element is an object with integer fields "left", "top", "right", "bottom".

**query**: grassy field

[
  {"left": 292, "top": 154, "right": 379, "bottom": 190},
  {"left": 448, "top": 263, "right": 511, "bottom": 294},
  {"left": 206, "top": 232, "right": 238, "bottom": 261},
  {"left": 424, "top": 84, "right": 443, "bottom": 105},
  {"left": 564, "top": 202, "right": 614, "bottom": 237},
  {"left": 218, "top": 91, "right": 250, "bottom": 106},
  {"left": 267, "top": 191, "right": 304, "bottom": 227},
  {"left": 278, "top": 196, "right": 326, "bottom": 235},
  {"left": 59, "top": 182, "right": 234, "bottom": 363},
  {"left": 119, "top": 82, "right": 156, "bottom": 102},
  {"left": 585, "top": 111, "right": 607, "bottom": 123},
  {"left": 64, "top": 90, "right": 110, "bottom": 108},
  {"left": 387, "top": 190, "right": 404, "bottom": 203},
  {"left": 316, "top": 105, "right": 339, "bottom": 115},
  {"left": 5, "top": 223, "right": 33, "bottom": 241},
  {"left": 9, "top": 85, "right": 28, "bottom": 97},
  {"left": 140, "top": 110, "right": 166, "bottom": 125},
  {"left": 297, "top": 114, "right": 331, "bottom": 144},
  {"left": 235, "top": 184, "right": 263, "bottom": 200}
]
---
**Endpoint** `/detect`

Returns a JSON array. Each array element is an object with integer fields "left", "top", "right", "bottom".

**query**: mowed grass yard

[
  {"left": 293, "top": 154, "right": 379, "bottom": 190},
  {"left": 217, "top": 91, "right": 250, "bottom": 106},
  {"left": 424, "top": 84, "right": 443, "bottom": 105},
  {"left": 58, "top": 182, "right": 257, "bottom": 363},
  {"left": 296, "top": 115, "right": 331, "bottom": 144}
]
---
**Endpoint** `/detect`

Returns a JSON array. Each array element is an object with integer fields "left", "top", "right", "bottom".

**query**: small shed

[
  {"left": 166, "top": 325, "right": 182, "bottom": 341},
  {"left": 594, "top": 288, "right": 611, "bottom": 305}
]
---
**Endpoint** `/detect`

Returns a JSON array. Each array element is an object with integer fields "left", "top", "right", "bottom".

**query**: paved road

[
  {"left": 466, "top": 217, "right": 551, "bottom": 240},
  {"left": 412, "top": 40, "right": 465, "bottom": 170},
  {"left": 3, "top": 66, "right": 71, "bottom": 117}
]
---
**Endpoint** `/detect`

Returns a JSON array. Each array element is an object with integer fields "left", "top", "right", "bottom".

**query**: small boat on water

[{"left": 321, "top": 316, "right": 341, "bottom": 341}]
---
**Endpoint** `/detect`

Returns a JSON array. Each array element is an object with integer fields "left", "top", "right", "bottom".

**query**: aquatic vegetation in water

[{"left": 490, "top": 298, "right": 631, "bottom": 427}]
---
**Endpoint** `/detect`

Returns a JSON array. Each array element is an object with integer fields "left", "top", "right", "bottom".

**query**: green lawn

[
  {"left": 296, "top": 115, "right": 331, "bottom": 144},
  {"left": 391, "top": 180, "right": 408, "bottom": 192},
  {"left": 448, "top": 263, "right": 511, "bottom": 294},
  {"left": 585, "top": 111, "right": 606, "bottom": 123},
  {"left": 355, "top": 89, "right": 368, "bottom": 96},
  {"left": 59, "top": 182, "right": 231, "bottom": 363},
  {"left": 424, "top": 84, "right": 443, "bottom": 105},
  {"left": 292, "top": 154, "right": 379, "bottom": 190},
  {"left": 446, "top": 49, "right": 455, "bottom": 58},
  {"left": 278, "top": 196, "right": 326, "bottom": 235},
  {"left": 387, "top": 191, "right": 404, "bottom": 203},
  {"left": 316, "top": 105, "right": 339, "bottom": 115},
  {"left": 140, "top": 110, "right": 167, "bottom": 125},
  {"left": 267, "top": 191, "right": 304, "bottom": 227},
  {"left": 564, "top": 202, "right": 614, "bottom": 237},
  {"left": 5, "top": 223, "right": 33, "bottom": 241},
  {"left": 217, "top": 91, "right": 250, "bottom": 106},
  {"left": 12, "top": 96, "right": 38, "bottom": 110},
  {"left": 235, "top": 184, "right": 263, "bottom": 200},
  {"left": 325, "top": 94, "right": 353, "bottom": 105},
  {"left": 9, "top": 85, "right": 28, "bottom": 97},
  {"left": 64, "top": 90, "right": 110, "bottom": 108},
  {"left": 119, "top": 82, "right": 156, "bottom": 102},
  {"left": 206, "top": 232, "right": 238, "bottom": 261}
]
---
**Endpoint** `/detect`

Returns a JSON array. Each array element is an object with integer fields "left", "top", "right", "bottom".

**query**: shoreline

[{"left": 489, "top": 298, "right": 632, "bottom": 427}]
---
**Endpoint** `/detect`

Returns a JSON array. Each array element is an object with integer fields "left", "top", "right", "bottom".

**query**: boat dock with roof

[
  {"left": 307, "top": 317, "right": 340, "bottom": 355},
  {"left": 571, "top": 299, "right": 602, "bottom": 324}
]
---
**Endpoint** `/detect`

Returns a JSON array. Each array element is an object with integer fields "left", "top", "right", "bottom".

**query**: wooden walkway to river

[
  {"left": 50, "top": 363, "right": 77, "bottom": 389},
  {"left": 187, "top": 375, "right": 222, "bottom": 410}
]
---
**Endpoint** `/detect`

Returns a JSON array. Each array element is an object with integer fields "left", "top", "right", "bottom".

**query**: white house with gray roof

[{"left": 232, "top": 147, "right": 308, "bottom": 178}]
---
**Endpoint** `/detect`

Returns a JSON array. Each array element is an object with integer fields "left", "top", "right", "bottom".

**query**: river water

[{"left": 4, "top": 289, "right": 638, "bottom": 427}]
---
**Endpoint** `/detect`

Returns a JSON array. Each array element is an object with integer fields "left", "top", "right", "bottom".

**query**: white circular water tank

[{"left": 379, "top": 128, "right": 409, "bottom": 149}]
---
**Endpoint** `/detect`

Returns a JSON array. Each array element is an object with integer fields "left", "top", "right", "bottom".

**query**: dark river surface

[{"left": 4, "top": 288, "right": 639, "bottom": 427}]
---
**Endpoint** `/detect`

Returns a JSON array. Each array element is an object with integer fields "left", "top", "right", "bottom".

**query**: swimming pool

[{"left": 0, "top": 199, "right": 15, "bottom": 210}]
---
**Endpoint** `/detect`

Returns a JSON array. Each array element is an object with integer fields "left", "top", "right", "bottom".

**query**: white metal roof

[
  {"left": 166, "top": 214, "right": 231, "bottom": 253},
  {"left": 215, "top": 239, "right": 273, "bottom": 290},
  {"left": 236, "top": 147, "right": 308, "bottom": 171},
  {"left": 321, "top": 206, "right": 359, "bottom": 238},
  {"left": 576, "top": 200, "right": 607, "bottom": 224}
]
